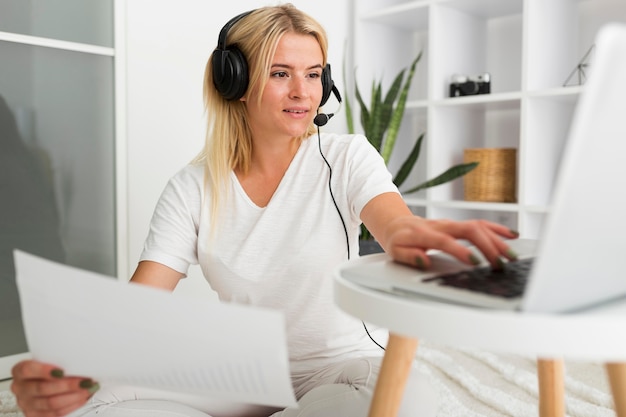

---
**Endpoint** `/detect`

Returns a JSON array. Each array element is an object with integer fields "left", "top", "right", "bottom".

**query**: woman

[{"left": 11, "top": 4, "right": 518, "bottom": 417}]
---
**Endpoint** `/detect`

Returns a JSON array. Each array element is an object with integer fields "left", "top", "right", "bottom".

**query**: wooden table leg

[
  {"left": 537, "top": 358, "right": 565, "bottom": 417},
  {"left": 606, "top": 362, "right": 626, "bottom": 417},
  {"left": 368, "top": 333, "right": 419, "bottom": 417}
]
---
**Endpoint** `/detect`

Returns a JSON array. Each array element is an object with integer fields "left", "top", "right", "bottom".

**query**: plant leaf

[
  {"left": 367, "top": 82, "right": 385, "bottom": 151},
  {"left": 342, "top": 51, "right": 354, "bottom": 134},
  {"left": 377, "top": 70, "right": 405, "bottom": 151},
  {"left": 393, "top": 133, "right": 424, "bottom": 189},
  {"left": 345, "top": 92, "right": 354, "bottom": 133},
  {"left": 354, "top": 81, "right": 368, "bottom": 129},
  {"left": 360, "top": 224, "right": 372, "bottom": 241},
  {"left": 381, "top": 52, "right": 422, "bottom": 163},
  {"left": 402, "top": 162, "right": 479, "bottom": 194}
]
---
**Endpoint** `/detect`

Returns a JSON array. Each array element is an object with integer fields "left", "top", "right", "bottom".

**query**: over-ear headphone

[
  {"left": 212, "top": 10, "right": 253, "bottom": 101},
  {"left": 212, "top": 9, "right": 339, "bottom": 107}
]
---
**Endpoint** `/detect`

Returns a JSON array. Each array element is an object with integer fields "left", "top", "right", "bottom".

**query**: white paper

[{"left": 13, "top": 250, "right": 297, "bottom": 408}]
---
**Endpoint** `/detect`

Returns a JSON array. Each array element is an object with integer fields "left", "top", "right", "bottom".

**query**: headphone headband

[{"left": 216, "top": 10, "right": 254, "bottom": 51}]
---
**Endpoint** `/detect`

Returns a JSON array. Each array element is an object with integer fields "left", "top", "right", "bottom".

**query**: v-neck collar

[{"left": 231, "top": 139, "right": 308, "bottom": 209}]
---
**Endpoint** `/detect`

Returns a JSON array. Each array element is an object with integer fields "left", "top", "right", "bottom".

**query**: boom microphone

[
  {"left": 314, "top": 84, "right": 342, "bottom": 127},
  {"left": 314, "top": 113, "right": 334, "bottom": 126}
]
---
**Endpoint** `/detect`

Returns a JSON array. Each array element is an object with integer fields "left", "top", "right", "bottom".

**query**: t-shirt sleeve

[
  {"left": 139, "top": 166, "right": 202, "bottom": 275},
  {"left": 346, "top": 134, "right": 400, "bottom": 219}
]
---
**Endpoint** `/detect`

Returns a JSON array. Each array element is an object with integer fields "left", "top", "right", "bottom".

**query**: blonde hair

[{"left": 194, "top": 4, "right": 329, "bottom": 231}]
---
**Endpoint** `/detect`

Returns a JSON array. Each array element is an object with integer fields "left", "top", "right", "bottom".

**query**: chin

[{"left": 284, "top": 125, "right": 312, "bottom": 139}]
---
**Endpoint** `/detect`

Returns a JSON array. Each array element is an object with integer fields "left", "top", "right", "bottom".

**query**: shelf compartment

[
  {"left": 524, "top": 0, "right": 624, "bottom": 91},
  {"left": 430, "top": 1, "right": 523, "bottom": 99},
  {"left": 360, "top": 1, "right": 430, "bottom": 31},
  {"left": 352, "top": 23, "right": 429, "bottom": 103},
  {"left": 428, "top": 99, "right": 521, "bottom": 202}
]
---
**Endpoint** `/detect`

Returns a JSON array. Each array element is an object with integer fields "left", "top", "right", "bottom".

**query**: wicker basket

[{"left": 463, "top": 148, "right": 517, "bottom": 202}]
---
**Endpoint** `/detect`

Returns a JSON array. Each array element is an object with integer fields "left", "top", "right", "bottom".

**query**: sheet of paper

[{"left": 14, "top": 250, "right": 297, "bottom": 408}]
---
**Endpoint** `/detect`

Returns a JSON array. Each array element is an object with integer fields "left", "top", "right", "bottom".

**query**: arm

[
  {"left": 129, "top": 260, "right": 185, "bottom": 290},
  {"left": 360, "top": 192, "right": 518, "bottom": 269}
]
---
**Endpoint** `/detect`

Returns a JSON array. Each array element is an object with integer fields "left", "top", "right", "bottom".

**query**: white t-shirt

[{"left": 140, "top": 133, "right": 399, "bottom": 368}]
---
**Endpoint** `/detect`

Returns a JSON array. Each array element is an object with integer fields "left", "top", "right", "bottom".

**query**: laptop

[{"left": 341, "top": 23, "right": 626, "bottom": 313}]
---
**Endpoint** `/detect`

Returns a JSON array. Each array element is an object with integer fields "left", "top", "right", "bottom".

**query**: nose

[{"left": 289, "top": 77, "right": 309, "bottom": 100}]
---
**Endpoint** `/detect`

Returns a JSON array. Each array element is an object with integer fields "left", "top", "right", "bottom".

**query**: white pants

[{"left": 70, "top": 357, "right": 437, "bottom": 417}]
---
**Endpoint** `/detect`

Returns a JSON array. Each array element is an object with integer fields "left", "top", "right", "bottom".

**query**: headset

[{"left": 211, "top": 9, "right": 342, "bottom": 123}]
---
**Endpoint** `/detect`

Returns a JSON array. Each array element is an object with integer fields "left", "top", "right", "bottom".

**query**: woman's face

[{"left": 244, "top": 32, "right": 324, "bottom": 142}]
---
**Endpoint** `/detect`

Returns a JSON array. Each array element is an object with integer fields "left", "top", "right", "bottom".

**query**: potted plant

[{"left": 344, "top": 52, "right": 478, "bottom": 253}]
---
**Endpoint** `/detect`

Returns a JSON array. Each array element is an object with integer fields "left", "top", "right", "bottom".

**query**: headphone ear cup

[
  {"left": 212, "top": 47, "right": 249, "bottom": 101},
  {"left": 320, "top": 64, "right": 334, "bottom": 107}
]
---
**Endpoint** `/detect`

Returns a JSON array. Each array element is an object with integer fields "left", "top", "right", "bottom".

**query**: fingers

[
  {"left": 430, "top": 219, "right": 519, "bottom": 266},
  {"left": 11, "top": 360, "right": 97, "bottom": 417},
  {"left": 19, "top": 385, "right": 94, "bottom": 417},
  {"left": 385, "top": 216, "right": 519, "bottom": 269},
  {"left": 11, "top": 360, "right": 61, "bottom": 381},
  {"left": 386, "top": 219, "right": 476, "bottom": 269},
  {"left": 387, "top": 240, "right": 433, "bottom": 270}
]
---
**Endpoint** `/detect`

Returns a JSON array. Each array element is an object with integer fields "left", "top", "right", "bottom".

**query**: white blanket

[
  {"left": 416, "top": 343, "right": 615, "bottom": 417},
  {"left": 0, "top": 389, "right": 20, "bottom": 417},
  {"left": 0, "top": 345, "right": 616, "bottom": 417}
]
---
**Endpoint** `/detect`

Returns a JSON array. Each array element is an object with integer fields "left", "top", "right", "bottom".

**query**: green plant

[{"left": 344, "top": 52, "right": 478, "bottom": 240}]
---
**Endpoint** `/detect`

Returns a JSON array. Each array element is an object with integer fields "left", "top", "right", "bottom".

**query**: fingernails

[
  {"left": 469, "top": 254, "right": 481, "bottom": 265},
  {"left": 506, "top": 248, "right": 518, "bottom": 260},
  {"left": 495, "top": 257, "right": 506, "bottom": 270},
  {"left": 50, "top": 369, "right": 64, "bottom": 378},
  {"left": 415, "top": 257, "right": 425, "bottom": 270},
  {"left": 79, "top": 379, "right": 95, "bottom": 389},
  {"left": 79, "top": 379, "right": 100, "bottom": 394}
]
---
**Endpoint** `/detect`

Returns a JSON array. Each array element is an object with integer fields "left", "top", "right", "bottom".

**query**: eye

[
  {"left": 271, "top": 71, "right": 288, "bottom": 78},
  {"left": 308, "top": 71, "right": 321, "bottom": 79}
]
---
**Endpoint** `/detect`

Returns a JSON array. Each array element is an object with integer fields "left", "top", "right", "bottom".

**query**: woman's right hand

[{"left": 11, "top": 360, "right": 99, "bottom": 417}]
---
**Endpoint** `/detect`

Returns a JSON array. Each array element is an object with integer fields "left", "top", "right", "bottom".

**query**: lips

[{"left": 283, "top": 108, "right": 310, "bottom": 121}]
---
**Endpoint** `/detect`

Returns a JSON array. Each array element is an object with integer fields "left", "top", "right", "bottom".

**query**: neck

[
  {"left": 233, "top": 137, "right": 303, "bottom": 208},
  {"left": 249, "top": 136, "right": 301, "bottom": 175}
]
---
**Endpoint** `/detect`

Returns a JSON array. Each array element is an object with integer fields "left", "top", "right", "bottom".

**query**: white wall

[{"left": 124, "top": 1, "right": 352, "bottom": 297}]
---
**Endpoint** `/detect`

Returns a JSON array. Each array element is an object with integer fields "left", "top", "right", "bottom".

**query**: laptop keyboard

[{"left": 423, "top": 258, "right": 534, "bottom": 298}]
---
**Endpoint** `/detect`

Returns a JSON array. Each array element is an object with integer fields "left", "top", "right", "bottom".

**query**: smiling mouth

[{"left": 284, "top": 109, "right": 308, "bottom": 114}]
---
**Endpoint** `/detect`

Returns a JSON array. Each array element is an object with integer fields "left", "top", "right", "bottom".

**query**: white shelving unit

[{"left": 350, "top": 0, "right": 626, "bottom": 238}]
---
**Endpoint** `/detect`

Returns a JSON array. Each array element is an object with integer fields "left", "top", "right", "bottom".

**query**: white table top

[{"left": 334, "top": 253, "right": 626, "bottom": 362}]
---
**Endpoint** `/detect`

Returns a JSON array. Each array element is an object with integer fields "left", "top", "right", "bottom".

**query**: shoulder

[
  {"left": 151, "top": 163, "right": 204, "bottom": 229},
  {"left": 172, "top": 162, "right": 204, "bottom": 182},
  {"left": 160, "top": 162, "right": 205, "bottom": 202},
  {"left": 167, "top": 162, "right": 204, "bottom": 188}
]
